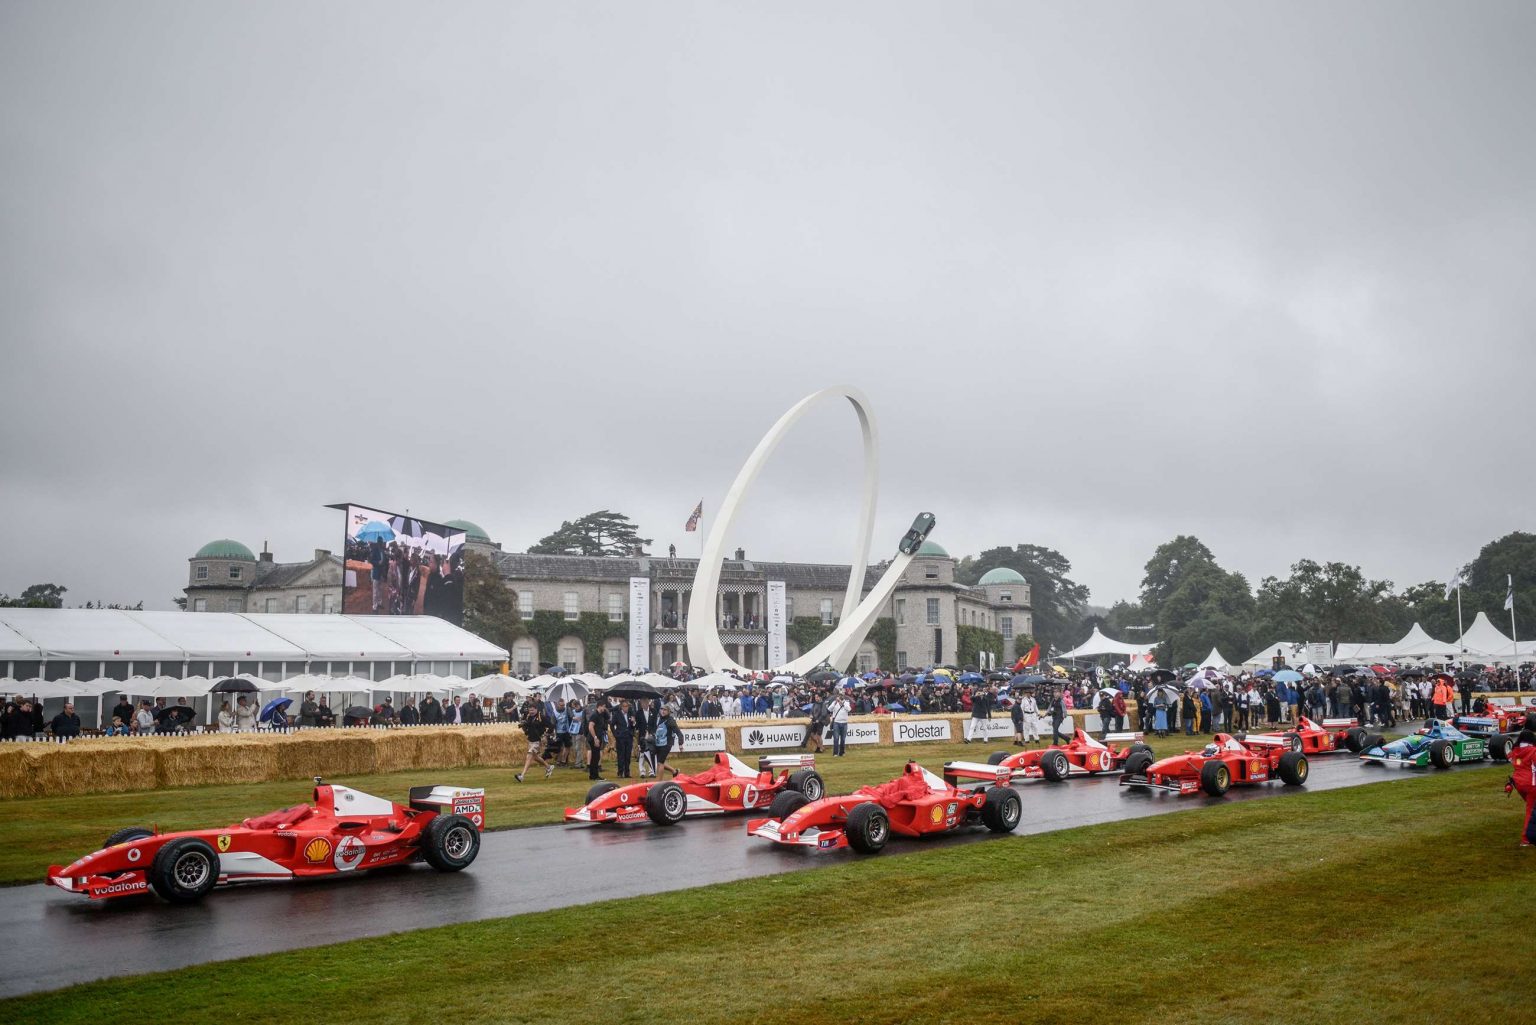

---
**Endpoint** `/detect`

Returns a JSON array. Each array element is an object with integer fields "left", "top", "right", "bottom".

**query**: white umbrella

[
  {"left": 689, "top": 671, "right": 746, "bottom": 691},
  {"left": 285, "top": 675, "right": 376, "bottom": 696},
  {"left": 380, "top": 673, "right": 464, "bottom": 695},
  {"left": 147, "top": 676, "right": 215, "bottom": 699},
  {"left": 467, "top": 674, "right": 529, "bottom": 698},
  {"left": 546, "top": 679, "right": 590, "bottom": 705},
  {"left": 4, "top": 678, "right": 88, "bottom": 700},
  {"left": 575, "top": 672, "right": 606, "bottom": 688},
  {"left": 523, "top": 673, "right": 561, "bottom": 691},
  {"left": 69, "top": 677, "right": 131, "bottom": 697},
  {"left": 1095, "top": 686, "right": 1120, "bottom": 699},
  {"left": 639, "top": 672, "right": 682, "bottom": 690}
]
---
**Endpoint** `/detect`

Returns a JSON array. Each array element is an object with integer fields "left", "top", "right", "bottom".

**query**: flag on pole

[
  {"left": 684, "top": 500, "right": 703, "bottom": 533},
  {"left": 1443, "top": 567, "right": 1469, "bottom": 601},
  {"left": 1013, "top": 643, "right": 1040, "bottom": 671},
  {"left": 1506, "top": 574, "right": 1515, "bottom": 612}
]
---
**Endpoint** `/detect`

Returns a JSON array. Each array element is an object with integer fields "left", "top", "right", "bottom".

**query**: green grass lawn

[
  {"left": 0, "top": 728, "right": 1373, "bottom": 887},
  {"left": 5, "top": 765, "right": 1527, "bottom": 1024}
]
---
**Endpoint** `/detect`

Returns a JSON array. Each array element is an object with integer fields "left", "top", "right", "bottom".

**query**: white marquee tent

[
  {"left": 1241, "top": 642, "right": 1305, "bottom": 669},
  {"left": 1198, "top": 648, "right": 1234, "bottom": 671},
  {"left": 1380, "top": 622, "right": 1461, "bottom": 660},
  {"left": 1452, "top": 611, "right": 1530, "bottom": 662},
  {"left": 1057, "top": 627, "right": 1158, "bottom": 659}
]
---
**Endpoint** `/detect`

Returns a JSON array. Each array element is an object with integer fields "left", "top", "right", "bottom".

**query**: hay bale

[
  {"left": 27, "top": 740, "right": 158, "bottom": 797},
  {"left": 155, "top": 734, "right": 275, "bottom": 789},
  {"left": 465, "top": 726, "right": 527, "bottom": 767},
  {"left": 0, "top": 746, "right": 37, "bottom": 798},
  {"left": 272, "top": 730, "right": 379, "bottom": 780}
]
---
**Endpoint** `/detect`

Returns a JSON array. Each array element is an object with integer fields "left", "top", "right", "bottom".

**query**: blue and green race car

[{"left": 1359, "top": 720, "right": 1488, "bottom": 769}]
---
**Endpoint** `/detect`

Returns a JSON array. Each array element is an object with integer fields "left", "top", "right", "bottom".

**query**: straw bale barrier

[{"left": 0, "top": 725, "right": 528, "bottom": 799}]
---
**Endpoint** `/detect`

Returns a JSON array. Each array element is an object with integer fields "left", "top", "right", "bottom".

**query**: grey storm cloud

[{"left": 1, "top": 1, "right": 1532, "bottom": 610}]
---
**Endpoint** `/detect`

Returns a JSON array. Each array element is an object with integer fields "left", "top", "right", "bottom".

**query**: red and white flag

[
  {"left": 684, "top": 500, "right": 703, "bottom": 532},
  {"left": 1013, "top": 643, "right": 1040, "bottom": 671}
]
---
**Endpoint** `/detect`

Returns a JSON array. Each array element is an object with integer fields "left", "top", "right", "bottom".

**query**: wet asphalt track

[{"left": 2, "top": 757, "right": 1492, "bottom": 998}]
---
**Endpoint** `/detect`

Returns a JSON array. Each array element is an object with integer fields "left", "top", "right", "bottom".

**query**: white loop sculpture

[{"left": 687, "top": 386, "right": 928, "bottom": 674}]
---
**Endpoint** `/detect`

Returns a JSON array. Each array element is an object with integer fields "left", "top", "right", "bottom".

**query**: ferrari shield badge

[{"left": 216, "top": 834, "right": 232, "bottom": 853}]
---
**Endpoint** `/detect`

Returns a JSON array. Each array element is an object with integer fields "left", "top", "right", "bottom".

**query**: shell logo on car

[
  {"left": 303, "top": 837, "right": 333, "bottom": 864},
  {"left": 930, "top": 805, "right": 944, "bottom": 824},
  {"left": 728, "top": 784, "right": 742, "bottom": 800}
]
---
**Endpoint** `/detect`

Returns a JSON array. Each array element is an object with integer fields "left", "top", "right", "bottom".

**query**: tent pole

[
  {"left": 1455, "top": 587, "right": 1464, "bottom": 659},
  {"left": 1508, "top": 574, "right": 1518, "bottom": 672}
]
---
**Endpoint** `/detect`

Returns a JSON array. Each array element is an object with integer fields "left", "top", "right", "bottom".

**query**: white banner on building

[
  {"left": 766, "top": 580, "right": 787, "bottom": 669},
  {"left": 680, "top": 727, "right": 727, "bottom": 751},
  {"left": 894, "top": 719, "right": 953, "bottom": 743},
  {"left": 628, "top": 577, "right": 651, "bottom": 671}
]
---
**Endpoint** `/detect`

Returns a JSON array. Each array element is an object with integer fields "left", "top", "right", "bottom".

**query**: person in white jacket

[
  {"left": 1012, "top": 692, "right": 1039, "bottom": 745},
  {"left": 234, "top": 695, "right": 259, "bottom": 731}
]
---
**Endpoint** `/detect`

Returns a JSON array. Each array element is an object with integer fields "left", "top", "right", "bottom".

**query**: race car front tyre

[
  {"left": 1360, "top": 734, "right": 1385, "bottom": 753},
  {"left": 1278, "top": 751, "right": 1309, "bottom": 786},
  {"left": 1283, "top": 732, "right": 1302, "bottom": 753},
  {"left": 1200, "top": 761, "right": 1231, "bottom": 797},
  {"left": 845, "top": 802, "right": 889, "bottom": 854},
  {"left": 1489, "top": 735, "right": 1512, "bottom": 762},
  {"left": 1344, "top": 727, "right": 1367, "bottom": 753},
  {"left": 986, "top": 750, "right": 1009, "bottom": 766},
  {"left": 645, "top": 781, "right": 688, "bottom": 825},
  {"left": 981, "top": 786, "right": 1022, "bottom": 833},
  {"left": 1121, "top": 751, "right": 1155, "bottom": 778},
  {"left": 768, "top": 790, "right": 810, "bottom": 822},
  {"left": 787, "top": 769, "right": 825, "bottom": 801},
  {"left": 1429, "top": 740, "right": 1455, "bottom": 769},
  {"left": 585, "top": 781, "right": 618, "bottom": 805},
  {"left": 103, "top": 826, "right": 154, "bottom": 849},
  {"left": 148, "top": 837, "right": 219, "bottom": 903},
  {"left": 1126, "top": 743, "right": 1152, "bottom": 759},
  {"left": 422, "top": 814, "right": 480, "bottom": 872},
  {"left": 1040, "top": 749, "right": 1071, "bottom": 782}
]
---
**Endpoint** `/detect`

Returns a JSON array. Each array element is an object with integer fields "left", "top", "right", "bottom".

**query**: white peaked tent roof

[
  {"left": 1241, "top": 642, "right": 1304, "bottom": 668},
  {"left": 1332, "top": 643, "right": 1395, "bottom": 664},
  {"left": 1381, "top": 622, "right": 1460, "bottom": 659},
  {"left": 1199, "top": 648, "right": 1233, "bottom": 671},
  {"left": 1057, "top": 627, "right": 1158, "bottom": 659},
  {"left": 1454, "top": 611, "right": 1521, "bottom": 661}
]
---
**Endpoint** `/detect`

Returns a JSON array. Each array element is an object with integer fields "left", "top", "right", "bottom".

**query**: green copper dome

[
  {"left": 916, "top": 541, "right": 949, "bottom": 558},
  {"left": 194, "top": 539, "right": 255, "bottom": 560},
  {"left": 979, "top": 567, "right": 1026, "bottom": 585},
  {"left": 443, "top": 519, "right": 491, "bottom": 543}
]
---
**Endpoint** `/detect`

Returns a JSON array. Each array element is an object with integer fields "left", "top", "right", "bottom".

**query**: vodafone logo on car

[
  {"left": 98, "top": 879, "right": 148, "bottom": 896},
  {"left": 333, "top": 835, "right": 365, "bottom": 871}
]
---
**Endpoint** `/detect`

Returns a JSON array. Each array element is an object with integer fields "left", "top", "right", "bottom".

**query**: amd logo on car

[{"left": 895, "top": 721, "right": 952, "bottom": 743}]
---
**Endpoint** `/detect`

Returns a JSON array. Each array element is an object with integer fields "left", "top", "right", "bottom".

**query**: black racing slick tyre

[
  {"left": 845, "top": 802, "right": 890, "bottom": 854},
  {"left": 1489, "top": 735, "right": 1513, "bottom": 762},
  {"left": 1360, "top": 734, "right": 1385, "bottom": 754},
  {"left": 1429, "top": 740, "right": 1455, "bottom": 769},
  {"left": 1122, "top": 751, "right": 1155, "bottom": 778},
  {"left": 1344, "top": 727, "right": 1367, "bottom": 753},
  {"left": 1040, "top": 749, "right": 1071, "bottom": 782},
  {"left": 148, "top": 837, "right": 219, "bottom": 904},
  {"left": 1277, "top": 751, "right": 1309, "bottom": 786},
  {"left": 768, "top": 790, "right": 810, "bottom": 822},
  {"left": 787, "top": 769, "right": 825, "bottom": 801},
  {"left": 585, "top": 781, "right": 618, "bottom": 805},
  {"left": 645, "top": 781, "right": 688, "bottom": 826},
  {"left": 1200, "top": 761, "right": 1232, "bottom": 797},
  {"left": 987, "top": 750, "right": 1010, "bottom": 766},
  {"left": 1126, "top": 743, "right": 1153, "bottom": 759},
  {"left": 422, "top": 814, "right": 480, "bottom": 872},
  {"left": 103, "top": 826, "right": 154, "bottom": 849},
  {"left": 981, "top": 786, "right": 1023, "bottom": 833}
]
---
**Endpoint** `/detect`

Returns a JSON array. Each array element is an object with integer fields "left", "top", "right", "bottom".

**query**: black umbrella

[
  {"left": 1398, "top": 668, "right": 1426, "bottom": 678},
  {"left": 165, "top": 705, "right": 196, "bottom": 724},
  {"left": 344, "top": 705, "right": 374, "bottom": 719},
  {"left": 986, "top": 671, "right": 1012, "bottom": 682},
  {"left": 603, "top": 680, "right": 664, "bottom": 701},
  {"left": 805, "top": 668, "right": 840, "bottom": 683},
  {"left": 1328, "top": 665, "right": 1357, "bottom": 677},
  {"left": 210, "top": 677, "right": 259, "bottom": 694},
  {"left": 1456, "top": 668, "right": 1482, "bottom": 680},
  {"left": 1145, "top": 669, "right": 1178, "bottom": 685}
]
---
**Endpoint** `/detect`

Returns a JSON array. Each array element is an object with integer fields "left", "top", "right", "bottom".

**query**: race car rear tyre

[
  {"left": 1360, "top": 734, "right": 1385, "bottom": 753},
  {"left": 422, "top": 813, "right": 480, "bottom": 872},
  {"left": 981, "top": 786, "right": 1022, "bottom": 833},
  {"left": 1429, "top": 740, "right": 1455, "bottom": 769},
  {"left": 1040, "top": 750, "right": 1071, "bottom": 782},
  {"left": 1200, "top": 761, "right": 1231, "bottom": 797},
  {"left": 1278, "top": 751, "right": 1309, "bottom": 786},
  {"left": 845, "top": 802, "right": 889, "bottom": 854},
  {"left": 787, "top": 769, "right": 825, "bottom": 801},
  {"left": 645, "top": 781, "right": 688, "bottom": 826},
  {"left": 1283, "top": 732, "right": 1303, "bottom": 753},
  {"left": 1489, "top": 735, "right": 1512, "bottom": 762},
  {"left": 987, "top": 750, "right": 1009, "bottom": 766},
  {"left": 1126, "top": 743, "right": 1152, "bottom": 758},
  {"left": 1121, "top": 751, "right": 1155, "bottom": 777},
  {"left": 1344, "top": 727, "right": 1367, "bottom": 753},
  {"left": 585, "top": 781, "right": 618, "bottom": 805},
  {"left": 768, "top": 790, "right": 810, "bottom": 822},
  {"left": 148, "top": 837, "right": 219, "bottom": 903},
  {"left": 103, "top": 826, "right": 154, "bottom": 849}
]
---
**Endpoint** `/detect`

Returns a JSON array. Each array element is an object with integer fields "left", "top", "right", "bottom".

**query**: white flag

[
  {"left": 1443, "top": 567, "right": 1468, "bottom": 601},
  {"left": 1506, "top": 575, "right": 1515, "bottom": 612}
]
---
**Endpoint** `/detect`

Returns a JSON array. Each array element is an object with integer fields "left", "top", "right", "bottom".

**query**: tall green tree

[
  {"left": 1137, "top": 537, "right": 1254, "bottom": 665},
  {"left": 1461, "top": 531, "right": 1536, "bottom": 626},
  {"left": 461, "top": 551, "right": 520, "bottom": 654},
  {"left": 1253, "top": 560, "right": 1400, "bottom": 644},
  {"left": 955, "top": 545, "right": 1089, "bottom": 654},
  {"left": 528, "top": 510, "right": 653, "bottom": 557},
  {"left": 0, "top": 583, "right": 68, "bottom": 608}
]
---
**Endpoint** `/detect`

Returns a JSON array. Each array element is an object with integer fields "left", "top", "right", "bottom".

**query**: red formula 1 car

[
  {"left": 949, "top": 729, "right": 1149, "bottom": 783},
  {"left": 1119, "top": 734, "right": 1309, "bottom": 797},
  {"left": 747, "top": 761, "right": 1022, "bottom": 854},
  {"left": 1248, "top": 716, "right": 1373, "bottom": 755},
  {"left": 46, "top": 778, "right": 485, "bottom": 903},
  {"left": 564, "top": 752, "right": 824, "bottom": 826}
]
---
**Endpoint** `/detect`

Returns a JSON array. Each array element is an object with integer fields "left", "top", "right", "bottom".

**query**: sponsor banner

[
  {"left": 629, "top": 577, "right": 650, "bottom": 671},
  {"left": 894, "top": 719, "right": 952, "bottom": 743},
  {"left": 1305, "top": 641, "right": 1332, "bottom": 666},
  {"left": 681, "top": 727, "right": 727, "bottom": 751},
  {"left": 970, "top": 718, "right": 1015, "bottom": 740},
  {"left": 766, "top": 580, "right": 787, "bottom": 669},
  {"left": 741, "top": 724, "right": 809, "bottom": 750},
  {"left": 820, "top": 722, "right": 881, "bottom": 745}
]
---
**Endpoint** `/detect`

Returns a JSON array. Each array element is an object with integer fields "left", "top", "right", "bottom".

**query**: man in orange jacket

[
  {"left": 1506, "top": 729, "right": 1536, "bottom": 848},
  {"left": 1431, "top": 678, "right": 1454, "bottom": 719}
]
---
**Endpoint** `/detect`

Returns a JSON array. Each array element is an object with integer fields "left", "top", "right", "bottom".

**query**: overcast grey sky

[{"left": 2, "top": 1, "right": 1532, "bottom": 616}]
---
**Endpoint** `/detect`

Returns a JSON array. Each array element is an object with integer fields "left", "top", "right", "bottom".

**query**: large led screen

[{"left": 341, "top": 505, "right": 467, "bottom": 625}]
